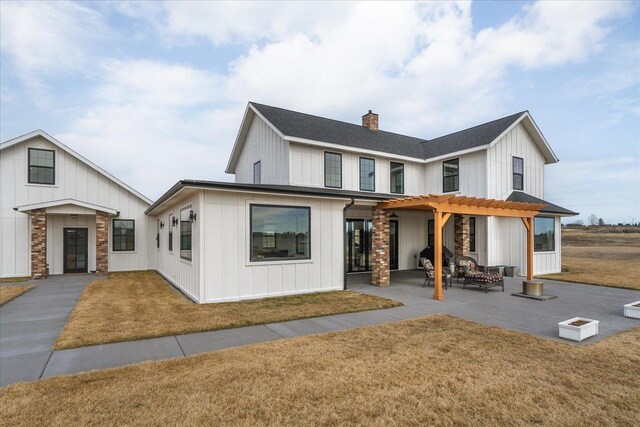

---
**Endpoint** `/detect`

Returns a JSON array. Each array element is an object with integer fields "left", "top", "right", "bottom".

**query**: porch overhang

[
  {"left": 14, "top": 199, "right": 119, "bottom": 216},
  {"left": 373, "top": 194, "right": 547, "bottom": 301}
]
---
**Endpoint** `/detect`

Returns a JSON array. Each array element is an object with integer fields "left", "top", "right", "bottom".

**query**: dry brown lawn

[
  {"left": 54, "top": 271, "right": 401, "bottom": 350},
  {"left": 0, "top": 276, "right": 31, "bottom": 284},
  {"left": 3, "top": 315, "right": 639, "bottom": 426},
  {"left": 0, "top": 285, "right": 35, "bottom": 305},
  {"left": 539, "top": 229, "right": 640, "bottom": 290}
]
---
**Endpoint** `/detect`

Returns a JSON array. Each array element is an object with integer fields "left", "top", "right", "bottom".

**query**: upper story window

[
  {"left": 250, "top": 204, "right": 310, "bottom": 261},
  {"left": 324, "top": 152, "right": 342, "bottom": 188},
  {"left": 513, "top": 156, "right": 524, "bottom": 191},
  {"left": 28, "top": 148, "right": 55, "bottom": 185},
  {"left": 359, "top": 157, "right": 375, "bottom": 191},
  {"left": 113, "top": 219, "right": 135, "bottom": 252},
  {"left": 180, "top": 207, "right": 193, "bottom": 261},
  {"left": 443, "top": 158, "right": 459, "bottom": 193},
  {"left": 253, "top": 161, "right": 261, "bottom": 184},
  {"left": 534, "top": 216, "right": 555, "bottom": 252},
  {"left": 390, "top": 162, "right": 404, "bottom": 194}
]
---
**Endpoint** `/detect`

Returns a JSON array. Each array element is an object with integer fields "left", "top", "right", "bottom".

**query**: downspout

[{"left": 343, "top": 197, "right": 356, "bottom": 290}]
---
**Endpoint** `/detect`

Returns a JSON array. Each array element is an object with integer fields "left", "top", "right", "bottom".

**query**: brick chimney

[{"left": 362, "top": 110, "right": 378, "bottom": 131}]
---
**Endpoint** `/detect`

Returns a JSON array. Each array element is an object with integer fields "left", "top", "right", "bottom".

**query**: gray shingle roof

[
  {"left": 250, "top": 102, "right": 525, "bottom": 160},
  {"left": 507, "top": 191, "right": 578, "bottom": 216}
]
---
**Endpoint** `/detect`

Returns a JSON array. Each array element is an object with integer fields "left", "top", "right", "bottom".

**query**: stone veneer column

[
  {"left": 371, "top": 208, "right": 390, "bottom": 287},
  {"left": 30, "top": 208, "right": 47, "bottom": 279},
  {"left": 96, "top": 212, "right": 109, "bottom": 275},
  {"left": 454, "top": 214, "right": 470, "bottom": 257}
]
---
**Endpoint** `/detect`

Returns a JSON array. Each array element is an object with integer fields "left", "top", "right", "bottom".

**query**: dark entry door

[
  {"left": 346, "top": 219, "right": 398, "bottom": 272},
  {"left": 64, "top": 228, "right": 88, "bottom": 273}
]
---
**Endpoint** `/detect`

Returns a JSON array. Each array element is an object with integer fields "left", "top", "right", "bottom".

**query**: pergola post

[
  {"left": 432, "top": 211, "right": 451, "bottom": 301},
  {"left": 526, "top": 217, "right": 534, "bottom": 281}
]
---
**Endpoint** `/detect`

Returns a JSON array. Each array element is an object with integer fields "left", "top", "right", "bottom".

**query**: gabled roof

[
  {"left": 506, "top": 191, "right": 578, "bottom": 216},
  {"left": 15, "top": 199, "right": 119, "bottom": 215},
  {"left": 226, "top": 102, "right": 558, "bottom": 173},
  {"left": 0, "top": 130, "right": 153, "bottom": 205}
]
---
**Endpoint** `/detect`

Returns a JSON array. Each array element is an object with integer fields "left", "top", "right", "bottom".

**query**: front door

[{"left": 64, "top": 228, "right": 88, "bottom": 273}]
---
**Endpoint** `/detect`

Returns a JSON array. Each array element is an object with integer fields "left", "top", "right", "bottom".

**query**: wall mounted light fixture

[
  {"left": 172, "top": 217, "right": 178, "bottom": 227},
  {"left": 189, "top": 210, "right": 197, "bottom": 222},
  {"left": 160, "top": 221, "right": 165, "bottom": 229},
  {"left": 390, "top": 211, "right": 399, "bottom": 219}
]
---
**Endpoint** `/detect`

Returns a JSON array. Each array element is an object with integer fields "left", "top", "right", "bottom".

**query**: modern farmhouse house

[{"left": 1, "top": 102, "right": 576, "bottom": 303}]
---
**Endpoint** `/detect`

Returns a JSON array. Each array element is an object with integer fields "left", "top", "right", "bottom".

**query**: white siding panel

[{"left": 235, "top": 115, "right": 289, "bottom": 185}]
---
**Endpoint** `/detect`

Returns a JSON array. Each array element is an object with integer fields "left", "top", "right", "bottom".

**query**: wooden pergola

[{"left": 375, "top": 194, "right": 547, "bottom": 301}]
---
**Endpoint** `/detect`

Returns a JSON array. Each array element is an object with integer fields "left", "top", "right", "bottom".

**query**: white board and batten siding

[
  {"left": 151, "top": 191, "right": 202, "bottom": 302},
  {"left": 0, "top": 135, "right": 150, "bottom": 277},
  {"left": 289, "top": 142, "right": 426, "bottom": 195},
  {"left": 200, "top": 190, "right": 345, "bottom": 303},
  {"left": 423, "top": 150, "right": 488, "bottom": 198},
  {"left": 485, "top": 123, "right": 560, "bottom": 274},
  {"left": 235, "top": 114, "right": 289, "bottom": 185}
]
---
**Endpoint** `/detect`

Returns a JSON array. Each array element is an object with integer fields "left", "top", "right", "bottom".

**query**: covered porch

[
  {"left": 15, "top": 199, "right": 116, "bottom": 278},
  {"left": 371, "top": 194, "right": 546, "bottom": 301}
]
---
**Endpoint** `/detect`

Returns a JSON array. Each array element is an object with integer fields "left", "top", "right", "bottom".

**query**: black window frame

[
  {"left": 534, "top": 216, "right": 555, "bottom": 252},
  {"left": 443, "top": 158, "right": 459, "bottom": 193},
  {"left": 470, "top": 217, "right": 476, "bottom": 252},
  {"left": 180, "top": 206, "right": 193, "bottom": 261},
  {"left": 428, "top": 219, "right": 434, "bottom": 248},
  {"left": 168, "top": 214, "right": 174, "bottom": 252},
  {"left": 112, "top": 219, "right": 135, "bottom": 252},
  {"left": 250, "top": 204, "right": 311, "bottom": 262},
  {"left": 390, "top": 161, "right": 404, "bottom": 194},
  {"left": 253, "top": 161, "right": 261, "bottom": 184},
  {"left": 513, "top": 156, "right": 524, "bottom": 191},
  {"left": 28, "top": 148, "right": 56, "bottom": 185},
  {"left": 359, "top": 157, "right": 375, "bottom": 192},
  {"left": 324, "top": 151, "right": 342, "bottom": 189}
]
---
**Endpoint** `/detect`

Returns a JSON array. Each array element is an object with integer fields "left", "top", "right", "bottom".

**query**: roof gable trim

[{"left": 488, "top": 112, "right": 559, "bottom": 164}]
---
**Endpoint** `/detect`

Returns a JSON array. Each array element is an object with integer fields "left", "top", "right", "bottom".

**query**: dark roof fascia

[
  {"left": 507, "top": 191, "right": 578, "bottom": 216},
  {"left": 145, "top": 180, "right": 393, "bottom": 215}
]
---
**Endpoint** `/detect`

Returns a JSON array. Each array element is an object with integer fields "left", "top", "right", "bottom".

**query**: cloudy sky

[{"left": 1, "top": 1, "right": 639, "bottom": 223}]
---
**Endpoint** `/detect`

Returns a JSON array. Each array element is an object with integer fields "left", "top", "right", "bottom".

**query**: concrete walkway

[{"left": 1, "top": 272, "right": 638, "bottom": 387}]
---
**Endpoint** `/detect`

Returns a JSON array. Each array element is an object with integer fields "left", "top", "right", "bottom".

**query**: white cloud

[{"left": 0, "top": 1, "right": 108, "bottom": 103}]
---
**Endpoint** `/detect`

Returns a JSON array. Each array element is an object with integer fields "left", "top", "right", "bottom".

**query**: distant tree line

[{"left": 563, "top": 213, "right": 639, "bottom": 228}]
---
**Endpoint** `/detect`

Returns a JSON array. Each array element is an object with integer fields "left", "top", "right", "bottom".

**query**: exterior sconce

[
  {"left": 172, "top": 217, "right": 178, "bottom": 227},
  {"left": 390, "top": 211, "right": 398, "bottom": 219},
  {"left": 189, "top": 210, "right": 197, "bottom": 222},
  {"left": 160, "top": 221, "right": 165, "bottom": 229}
]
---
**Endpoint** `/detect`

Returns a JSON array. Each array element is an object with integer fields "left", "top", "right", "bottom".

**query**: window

[
  {"left": 180, "top": 207, "right": 192, "bottom": 260},
  {"left": 534, "top": 216, "right": 555, "bottom": 252},
  {"left": 428, "top": 219, "right": 434, "bottom": 247},
  {"left": 470, "top": 217, "right": 476, "bottom": 252},
  {"left": 250, "top": 205, "right": 310, "bottom": 261},
  {"left": 443, "top": 158, "right": 459, "bottom": 192},
  {"left": 113, "top": 220, "right": 135, "bottom": 251},
  {"left": 359, "top": 157, "right": 375, "bottom": 191},
  {"left": 390, "top": 162, "right": 404, "bottom": 194},
  {"left": 156, "top": 219, "right": 160, "bottom": 249},
  {"left": 513, "top": 156, "right": 524, "bottom": 191},
  {"left": 324, "top": 152, "right": 342, "bottom": 188},
  {"left": 168, "top": 215, "right": 173, "bottom": 252},
  {"left": 28, "top": 148, "right": 55, "bottom": 185},
  {"left": 253, "top": 161, "right": 261, "bottom": 184}
]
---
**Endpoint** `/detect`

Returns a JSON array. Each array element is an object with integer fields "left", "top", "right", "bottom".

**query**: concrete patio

[{"left": 1, "top": 271, "right": 638, "bottom": 387}]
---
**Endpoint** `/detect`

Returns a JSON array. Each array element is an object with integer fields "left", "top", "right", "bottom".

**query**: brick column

[
  {"left": 371, "top": 208, "right": 390, "bottom": 287},
  {"left": 454, "top": 214, "right": 470, "bottom": 257},
  {"left": 30, "top": 209, "right": 47, "bottom": 279},
  {"left": 96, "top": 212, "right": 109, "bottom": 275}
]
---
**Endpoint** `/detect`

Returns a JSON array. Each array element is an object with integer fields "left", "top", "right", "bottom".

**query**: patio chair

[
  {"left": 420, "top": 257, "right": 451, "bottom": 289},
  {"left": 453, "top": 255, "right": 481, "bottom": 282}
]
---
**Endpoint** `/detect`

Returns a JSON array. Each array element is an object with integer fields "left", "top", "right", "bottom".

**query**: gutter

[{"left": 343, "top": 197, "right": 356, "bottom": 290}]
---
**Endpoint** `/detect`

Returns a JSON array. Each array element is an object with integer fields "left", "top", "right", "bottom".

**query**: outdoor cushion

[
  {"left": 458, "top": 259, "right": 476, "bottom": 272},
  {"left": 464, "top": 272, "right": 504, "bottom": 283}
]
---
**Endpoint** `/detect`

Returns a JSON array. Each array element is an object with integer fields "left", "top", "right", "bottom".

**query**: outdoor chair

[
  {"left": 420, "top": 257, "right": 451, "bottom": 289},
  {"left": 463, "top": 272, "right": 505, "bottom": 293},
  {"left": 453, "top": 255, "right": 481, "bottom": 282}
]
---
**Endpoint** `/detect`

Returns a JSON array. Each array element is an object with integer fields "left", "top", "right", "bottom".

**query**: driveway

[{"left": 0, "top": 274, "right": 101, "bottom": 386}]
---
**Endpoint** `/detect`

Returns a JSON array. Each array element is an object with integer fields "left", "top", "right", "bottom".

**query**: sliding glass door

[{"left": 346, "top": 219, "right": 398, "bottom": 272}]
